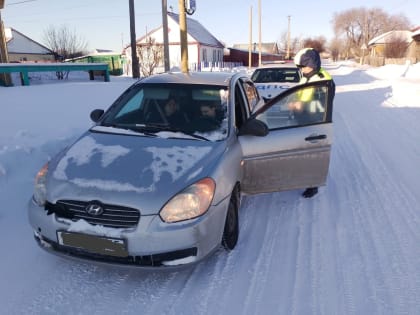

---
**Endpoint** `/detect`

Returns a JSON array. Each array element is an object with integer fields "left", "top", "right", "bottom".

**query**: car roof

[
  {"left": 138, "top": 71, "right": 237, "bottom": 87},
  {"left": 254, "top": 63, "right": 298, "bottom": 70}
]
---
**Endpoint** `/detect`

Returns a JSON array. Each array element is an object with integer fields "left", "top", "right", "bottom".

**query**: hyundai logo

[{"left": 85, "top": 202, "right": 104, "bottom": 216}]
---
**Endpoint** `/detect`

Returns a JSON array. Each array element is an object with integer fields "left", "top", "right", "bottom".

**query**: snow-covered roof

[
  {"left": 167, "top": 12, "right": 224, "bottom": 48},
  {"left": 233, "top": 43, "right": 279, "bottom": 54},
  {"left": 368, "top": 30, "right": 413, "bottom": 46},
  {"left": 5, "top": 28, "right": 54, "bottom": 55},
  {"left": 412, "top": 28, "right": 420, "bottom": 38}
]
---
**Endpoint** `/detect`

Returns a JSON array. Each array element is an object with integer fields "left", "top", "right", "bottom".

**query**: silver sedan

[{"left": 28, "top": 71, "right": 334, "bottom": 267}]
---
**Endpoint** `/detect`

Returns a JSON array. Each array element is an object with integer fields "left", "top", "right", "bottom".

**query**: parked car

[
  {"left": 28, "top": 71, "right": 335, "bottom": 268},
  {"left": 251, "top": 63, "right": 302, "bottom": 100}
]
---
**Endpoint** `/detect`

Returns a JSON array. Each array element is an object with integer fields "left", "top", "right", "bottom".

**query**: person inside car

[
  {"left": 187, "top": 102, "right": 223, "bottom": 132},
  {"left": 163, "top": 98, "right": 188, "bottom": 127}
]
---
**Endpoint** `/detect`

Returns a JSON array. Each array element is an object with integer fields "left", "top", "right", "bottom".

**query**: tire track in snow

[
  {"left": 329, "top": 117, "right": 372, "bottom": 315},
  {"left": 20, "top": 261, "right": 133, "bottom": 315},
  {"left": 336, "top": 89, "right": 420, "bottom": 313},
  {"left": 117, "top": 268, "right": 184, "bottom": 315},
  {"left": 332, "top": 102, "right": 419, "bottom": 314},
  {"left": 239, "top": 193, "right": 294, "bottom": 315},
  {"left": 333, "top": 109, "right": 395, "bottom": 314},
  {"left": 290, "top": 197, "right": 315, "bottom": 315},
  {"left": 351, "top": 140, "right": 419, "bottom": 313},
  {"left": 318, "top": 173, "right": 355, "bottom": 315}
]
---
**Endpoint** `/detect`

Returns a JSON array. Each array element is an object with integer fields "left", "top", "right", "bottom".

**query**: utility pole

[
  {"left": 178, "top": 0, "right": 188, "bottom": 73},
  {"left": 258, "top": 0, "right": 261, "bottom": 66},
  {"left": 248, "top": 6, "right": 252, "bottom": 69},
  {"left": 286, "top": 15, "right": 291, "bottom": 60},
  {"left": 0, "top": 7, "right": 12, "bottom": 86},
  {"left": 162, "top": 0, "right": 170, "bottom": 72},
  {"left": 129, "top": 0, "right": 140, "bottom": 78}
]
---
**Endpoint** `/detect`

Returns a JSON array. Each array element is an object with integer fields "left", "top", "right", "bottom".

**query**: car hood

[{"left": 46, "top": 129, "right": 226, "bottom": 215}]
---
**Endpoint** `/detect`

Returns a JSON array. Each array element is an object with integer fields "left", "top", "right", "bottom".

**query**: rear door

[{"left": 239, "top": 80, "right": 335, "bottom": 194}]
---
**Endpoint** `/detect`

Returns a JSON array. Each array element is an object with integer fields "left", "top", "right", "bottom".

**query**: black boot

[{"left": 302, "top": 187, "right": 318, "bottom": 198}]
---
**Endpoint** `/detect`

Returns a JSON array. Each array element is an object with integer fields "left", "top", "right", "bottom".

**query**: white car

[{"left": 251, "top": 63, "right": 302, "bottom": 100}]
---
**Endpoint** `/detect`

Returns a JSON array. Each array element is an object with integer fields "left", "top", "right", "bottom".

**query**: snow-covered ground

[{"left": 0, "top": 61, "right": 419, "bottom": 315}]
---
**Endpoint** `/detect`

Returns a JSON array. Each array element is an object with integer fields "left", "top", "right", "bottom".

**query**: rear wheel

[{"left": 222, "top": 190, "right": 239, "bottom": 250}]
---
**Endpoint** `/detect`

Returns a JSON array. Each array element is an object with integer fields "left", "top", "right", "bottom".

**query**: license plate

[{"left": 57, "top": 231, "right": 128, "bottom": 257}]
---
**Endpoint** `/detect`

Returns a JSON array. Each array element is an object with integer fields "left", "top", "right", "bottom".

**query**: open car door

[{"left": 239, "top": 80, "right": 335, "bottom": 194}]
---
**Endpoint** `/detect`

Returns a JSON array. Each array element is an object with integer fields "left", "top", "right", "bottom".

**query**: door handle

[{"left": 305, "top": 134, "right": 327, "bottom": 141}]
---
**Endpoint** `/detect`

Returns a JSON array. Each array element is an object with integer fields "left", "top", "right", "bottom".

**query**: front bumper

[{"left": 28, "top": 197, "right": 229, "bottom": 267}]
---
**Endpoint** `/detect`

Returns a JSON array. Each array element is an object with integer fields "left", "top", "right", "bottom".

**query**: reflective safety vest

[{"left": 297, "top": 68, "right": 332, "bottom": 102}]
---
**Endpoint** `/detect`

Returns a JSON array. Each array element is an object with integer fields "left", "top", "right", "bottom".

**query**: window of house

[{"left": 202, "top": 49, "right": 207, "bottom": 62}]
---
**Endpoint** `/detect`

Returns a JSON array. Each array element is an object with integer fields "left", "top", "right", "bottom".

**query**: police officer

[{"left": 289, "top": 48, "right": 335, "bottom": 198}]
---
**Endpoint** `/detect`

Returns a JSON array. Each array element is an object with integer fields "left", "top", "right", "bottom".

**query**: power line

[{"left": 7, "top": 0, "right": 38, "bottom": 5}]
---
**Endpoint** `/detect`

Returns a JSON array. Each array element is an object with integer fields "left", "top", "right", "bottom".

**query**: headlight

[
  {"left": 33, "top": 162, "right": 49, "bottom": 206},
  {"left": 159, "top": 178, "right": 215, "bottom": 223}
]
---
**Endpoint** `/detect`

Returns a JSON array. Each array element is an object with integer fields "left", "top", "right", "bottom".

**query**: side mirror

[
  {"left": 90, "top": 109, "right": 105, "bottom": 122},
  {"left": 238, "top": 118, "right": 269, "bottom": 137}
]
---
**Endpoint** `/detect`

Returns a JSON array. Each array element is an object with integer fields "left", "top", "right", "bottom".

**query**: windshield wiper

[
  {"left": 135, "top": 124, "right": 211, "bottom": 141},
  {"left": 102, "top": 123, "right": 211, "bottom": 141},
  {"left": 99, "top": 124, "right": 157, "bottom": 137}
]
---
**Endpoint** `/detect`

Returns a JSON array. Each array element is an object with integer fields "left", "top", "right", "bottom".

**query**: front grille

[{"left": 45, "top": 200, "right": 140, "bottom": 228}]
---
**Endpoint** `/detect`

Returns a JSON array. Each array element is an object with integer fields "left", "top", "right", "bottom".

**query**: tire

[{"left": 221, "top": 190, "right": 239, "bottom": 250}]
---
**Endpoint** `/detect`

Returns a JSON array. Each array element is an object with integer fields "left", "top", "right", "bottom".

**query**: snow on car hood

[{"left": 46, "top": 130, "right": 225, "bottom": 215}]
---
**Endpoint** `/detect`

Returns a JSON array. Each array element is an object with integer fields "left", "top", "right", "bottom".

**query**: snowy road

[{"left": 1, "top": 64, "right": 419, "bottom": 315}]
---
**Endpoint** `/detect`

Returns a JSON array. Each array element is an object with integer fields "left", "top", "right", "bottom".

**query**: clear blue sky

[{"left": 2, "top": 0, "right": 418, "bottom": 52}]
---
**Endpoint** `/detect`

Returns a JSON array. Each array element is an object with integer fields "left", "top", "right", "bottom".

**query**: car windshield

[
  {"left": 251, "top": 68, "right": 301, "bottom": 83},
  {"left": 101, "top": 83, "right": 229, "bottom": 141}
]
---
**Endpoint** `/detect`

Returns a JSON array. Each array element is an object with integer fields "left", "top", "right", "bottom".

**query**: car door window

[
  {"left": 241, "top": 80, "right": 259, "bottom": 110},
  {"left": 254, "top": 80, "right": 334, "bottom": 130},
  {"left": 234, "top": 83, "right": 248, "bottom": 130}
]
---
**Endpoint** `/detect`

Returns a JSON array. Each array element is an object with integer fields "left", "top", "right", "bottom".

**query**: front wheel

[{"left": 221, "top": 192, "right": 239, "bottom": 250}]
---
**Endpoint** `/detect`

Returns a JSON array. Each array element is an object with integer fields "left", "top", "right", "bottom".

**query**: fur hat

[{"left": 294, "top": 48, "right": 321, "bottom": 72}]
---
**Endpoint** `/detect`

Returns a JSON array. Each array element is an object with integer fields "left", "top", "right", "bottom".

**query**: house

[
  {"left": 232, "top": 42, "right": 280, "bottom": 55},
  {"left": 224, "top": 47, "right": 285, "bottom": 67},
  {"left": 5, "top": 27, "right": 55, "bottom": 62},
  {"left": 367, "top": 29, "right": 419, "bottom": 64},
  {"left": 224, "top": 42, "right": 286, "bottom": 67},
  {"left": 66, "top": 49, "right": 125, "bottom": 75},
  {"left": 412, "top": 28, "right": 420, "bottom": 61},
  {"left": 124, "top": 12, "right": 225, "bottom": 74}
]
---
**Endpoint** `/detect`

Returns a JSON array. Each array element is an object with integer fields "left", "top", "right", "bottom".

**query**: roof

[
  {"left": 167, "top": 12, "right": 224, "bottom": 48},
  {"left": 256, "top": 61, "right": 297, "bottom": 68},
  {"left": 233, "top": 43, "right": 279, "bottom": 54},
  {"left": 139, "top": 71, "right": 235, "bottom": 86},
  {"left": 368, "top": 30, "right": 413, "bottom": 46},
  {"left": 228, "top": 47, "right": 283, "bottom": 57},
  {"left": 5, "top": 28, "right": 54, "bottom": 55},
  {"left": 92, "top": 49, "right": 120, "bottom": 54}
]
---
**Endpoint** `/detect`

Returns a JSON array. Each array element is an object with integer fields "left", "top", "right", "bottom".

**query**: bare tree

[
  {"left": 302, "top": 36, "right": 327, "bottom": 53},
  {"left": 332, "top": 7, "right": 412, "bottom": 58},
  {"left": 329, "top": 37, "right": 344, "bottom": 61},
  {"left": 137, "top": 36, "right": 163, "bottom": 76},
  {"left": 384, "top": 35, "right": 409, "bottom": 58},
  {"left": 277, "top": 31, "right": 300, "bottom": 58},
  {"left": 43, "top": 25, "right": 88, "bottom": 60}
]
